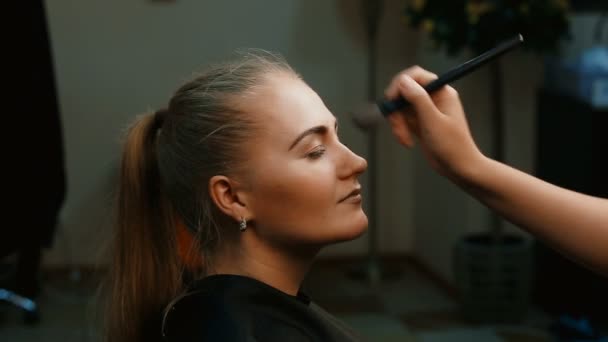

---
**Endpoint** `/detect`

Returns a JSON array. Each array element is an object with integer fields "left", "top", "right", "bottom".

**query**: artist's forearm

[{"left": 459, "top": 157, "right": 608, "bottom": 274}]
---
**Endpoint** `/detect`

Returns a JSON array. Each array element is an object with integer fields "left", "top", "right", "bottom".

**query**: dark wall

[{"left": 534, "top": 89, "right": 608, "bottom": 320}]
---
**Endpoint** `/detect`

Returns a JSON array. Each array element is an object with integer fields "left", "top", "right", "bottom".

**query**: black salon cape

[{"left": 162, "top": 275, "right": 362, "bottom": 342}]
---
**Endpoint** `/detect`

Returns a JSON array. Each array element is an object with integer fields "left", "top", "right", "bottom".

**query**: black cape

[{"left": 162, "top": 274, "right": 362, "bottom": 342}]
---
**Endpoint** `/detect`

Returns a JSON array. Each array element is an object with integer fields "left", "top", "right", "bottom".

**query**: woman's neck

[{"left": 210, "top": 237, "right": 318, "bottom": 296}]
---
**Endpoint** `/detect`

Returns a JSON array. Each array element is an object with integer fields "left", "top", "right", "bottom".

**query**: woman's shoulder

[
  {"left": 162, "top": 274, "right": 359, "bottom": 342},
  {"left": 162, "top": 283, "right": 250, "bottom": 341},
  {"left": 161, "top": 275, "right": 312, "bottom": 341}
]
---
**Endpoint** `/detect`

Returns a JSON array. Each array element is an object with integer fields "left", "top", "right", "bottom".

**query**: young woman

[
  {"left": 104, "top": 51, "right": 368, "bottom": 342},
  {"left": 105, "top": 49, "right": 608, "bottom": 341}
]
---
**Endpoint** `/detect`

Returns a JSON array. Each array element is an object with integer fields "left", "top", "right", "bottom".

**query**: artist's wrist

[{"left": 449, "top": 150, "right": 491, "bottom": 189}]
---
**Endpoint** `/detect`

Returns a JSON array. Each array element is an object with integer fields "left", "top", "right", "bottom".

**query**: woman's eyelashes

[
  {"left": 307, "top": 146, "right": 326, "bottom": 159},
  {"left": 304, "top": 125, "right": 338, "bottom": 160}
]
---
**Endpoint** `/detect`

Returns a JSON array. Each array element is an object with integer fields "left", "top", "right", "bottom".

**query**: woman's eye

[{"left": 307, "top": 146, "right": 326, "bottom": 159}]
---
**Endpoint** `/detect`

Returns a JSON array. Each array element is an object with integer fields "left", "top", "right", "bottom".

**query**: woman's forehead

[{"left": 249, "top": 74, "right": 334, "bottom": 138}]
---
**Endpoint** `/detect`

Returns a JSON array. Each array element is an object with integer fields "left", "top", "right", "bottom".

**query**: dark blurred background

[{"left": 1, "top": 1, "right": 606, "bottom": 341}]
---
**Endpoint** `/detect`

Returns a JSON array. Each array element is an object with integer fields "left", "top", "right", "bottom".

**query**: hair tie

[{"left": 153, "top": 108, "right": 169, "bottom": 131}]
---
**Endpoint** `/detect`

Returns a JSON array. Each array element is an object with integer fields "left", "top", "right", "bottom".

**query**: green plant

[{"left": 404, "top": 0, "right": 571, "bottom": 56}]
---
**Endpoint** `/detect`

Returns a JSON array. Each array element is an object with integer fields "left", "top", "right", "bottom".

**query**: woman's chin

[
  {"left": 352, "top": 215, "right": 369, "bottom": 239},
  {"left": 337, "top": 212, "right": 368, "bottom": 242}
]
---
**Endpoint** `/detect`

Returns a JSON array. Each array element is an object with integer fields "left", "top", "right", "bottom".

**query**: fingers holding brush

[
  {"left": 385, "top": 66, "right": 483, "bottom": 179},
  {"left": 386, "top": 108, "right": 416, "bottom": 147},
  {"left": 384, "top": 66, "right": 437, "bottom": 148},
  {"left": 384, "top": 65, "right": 438, "bottom": 100},
  {"left": 382, "top": 35, "right": 524, "bottom": 171}
]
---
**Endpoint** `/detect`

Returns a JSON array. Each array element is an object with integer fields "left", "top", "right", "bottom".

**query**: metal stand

[{"left": 347, "top": 0, "right": 401, "bottom": 287}]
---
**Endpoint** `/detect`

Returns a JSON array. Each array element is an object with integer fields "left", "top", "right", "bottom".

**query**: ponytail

[{"left": 103, "top": 111, "right": 183, "bottom": 342}]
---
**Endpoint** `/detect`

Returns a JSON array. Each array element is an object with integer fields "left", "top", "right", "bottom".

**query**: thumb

[{"left": 397, "top": 74, "right": 441, "bottom": 125}]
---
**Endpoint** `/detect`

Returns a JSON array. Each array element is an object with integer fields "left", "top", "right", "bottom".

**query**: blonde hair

[{"left": 102, "top": 50, "right": 297, "bottom": 342}]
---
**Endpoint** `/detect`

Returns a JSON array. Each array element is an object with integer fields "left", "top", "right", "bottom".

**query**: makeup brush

[{"left": 350, "top": 34, "right": 524, "bottom": 129}]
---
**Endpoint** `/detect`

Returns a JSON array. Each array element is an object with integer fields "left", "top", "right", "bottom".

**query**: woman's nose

[{"left": 338, "top": 143, "right": 367, "bottom": 179}]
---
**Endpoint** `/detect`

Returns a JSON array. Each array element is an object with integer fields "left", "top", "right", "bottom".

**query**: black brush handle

[{"left": 378, "top": 34, "right": 524, "bottom": 116}]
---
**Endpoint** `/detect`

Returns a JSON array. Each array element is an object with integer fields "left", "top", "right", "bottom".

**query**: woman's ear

[{"left": 208, "top": 175, "right": 250, "bottom": 220}]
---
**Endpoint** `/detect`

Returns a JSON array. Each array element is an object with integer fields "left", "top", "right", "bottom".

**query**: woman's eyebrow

[
  {"left": 288, "top": 119, "right": 338, "bottom": 151},
  {"left": 289, "top": 126, "right": 327, "bottom": 151}
]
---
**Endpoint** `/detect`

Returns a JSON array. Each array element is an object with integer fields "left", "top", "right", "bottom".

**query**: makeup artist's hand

[
  {"left": 385, "top": 66, "right": 484, "bottom": 180},
  {"left": 386, "top": 66, "right": 608, "bottom": 274}
]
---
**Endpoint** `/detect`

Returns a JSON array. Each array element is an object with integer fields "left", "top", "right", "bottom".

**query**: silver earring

[{"left": 239, "top": 218, "right": 247, "bottom": 232}]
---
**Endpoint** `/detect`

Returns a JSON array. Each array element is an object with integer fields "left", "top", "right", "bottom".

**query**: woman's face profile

[{"left": 240, "top": 72, "right": 368, "bottom": 249}]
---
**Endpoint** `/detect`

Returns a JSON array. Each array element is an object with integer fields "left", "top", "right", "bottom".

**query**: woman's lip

[
  {"left": 340, "top": 193, "right": 362, "bottom": 203},
  {"left": 339, "top": 188, "right": 361, "bottom": 202}
]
